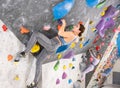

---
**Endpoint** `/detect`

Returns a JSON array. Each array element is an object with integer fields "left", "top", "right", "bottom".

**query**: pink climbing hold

[
  {"left": 56, "top": 78, "right": 60, "bottom": 85},
  {"left": 101, "top": 42, "right": 105, "bottom": 46},
  {"left": 62, "top": 72, "right": 67, "bottom": 79}
]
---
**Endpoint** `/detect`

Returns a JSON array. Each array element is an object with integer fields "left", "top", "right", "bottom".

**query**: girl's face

[{"left": 73, "top": 24, "right": 81, "bottom": 35}]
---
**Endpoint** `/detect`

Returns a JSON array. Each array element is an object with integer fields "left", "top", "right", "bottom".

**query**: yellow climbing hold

[
  {"left": 79, "top": 44, "right": 83, "bottom": 48},
  {"left": 63, "top": 65, "right": 67, "bottom": 70},
  {"left": 14, "top": 62, "right": 19, "bottom": 65},
  {"left": 57, "top": 53, "right": 62, "bottom": 60},
  {"left": 79, "top": 37, "right": 85, "bottom": 42},
  {"left": 31, "top": 43, "right": 40, "bottom": 53},
  {"left": 91, "top": 28, "right": 96, "bottom": 32},
  {"left": 89, "top": 20, "right": 94, "bottom": 25},
  {"left": 14, "top": 75, "right": 20, "bottom": 80},
  {"left": 69, "top": 63, "right": 73, "bottom": 68},
  {"left": 100, "top": 11, "right": 105, "bottom": 16},
  {"left": 70, "top": 42, "right": 76, "bottom": 48},
  {"left": 103, "top": 7, "right": 108, "bottom": 11}
]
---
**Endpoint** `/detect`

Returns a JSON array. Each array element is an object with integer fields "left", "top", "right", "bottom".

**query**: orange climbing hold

[
  {"left": 57, "top": 25, "right": 62, "bottom": 30},
  {"left": 2, "top": 25, "right": 8, "bottom": 31},
  {"left": 7, "top": 54, "right": 13, "bottom": 61},
  {"left": 20, "top": 26, "right": 30, "bottom": 34}
]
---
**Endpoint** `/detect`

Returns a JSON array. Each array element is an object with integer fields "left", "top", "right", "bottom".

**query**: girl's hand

[{"left": 61, "top": 19, "right": 66, "bottom": 27}]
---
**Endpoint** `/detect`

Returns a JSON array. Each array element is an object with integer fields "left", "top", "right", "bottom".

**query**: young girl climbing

[
  {"left": 19, "top": 19, "right": 85, "bottom": 88},
  {"left": 80, "top": 49, "right": 102, "bottom": 82}
]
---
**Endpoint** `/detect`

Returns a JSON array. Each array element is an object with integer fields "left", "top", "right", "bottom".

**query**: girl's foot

[{"left": 27, "top": 82, "right": 38, "bottom": 88}]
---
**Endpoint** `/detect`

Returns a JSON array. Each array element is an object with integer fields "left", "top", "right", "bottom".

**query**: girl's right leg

[{"left": 25, "top": 31, "right": 59, "bottom": 54}]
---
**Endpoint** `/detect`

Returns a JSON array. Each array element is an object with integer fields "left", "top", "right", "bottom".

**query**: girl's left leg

[{"left": 81, "top": 64, "right": 94, "bottom": 81}]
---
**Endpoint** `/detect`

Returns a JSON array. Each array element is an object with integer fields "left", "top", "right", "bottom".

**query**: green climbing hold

[
  {"left": 54, "top": 60, "right": 60, "bottom": 71},
  {"left": 68, "top": 25, "right": 73, "bottom": 30},
  {"left": 96, "top": 0, "right": 106, "bottom": 8}
]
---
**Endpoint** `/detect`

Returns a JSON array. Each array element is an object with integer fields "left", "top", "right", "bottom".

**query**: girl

[
  {"left": 19, "top": 19, "right": 85, "bottom": 88},
  {"left": 80, "top": 49, "right": 101, "bottom": 82}
]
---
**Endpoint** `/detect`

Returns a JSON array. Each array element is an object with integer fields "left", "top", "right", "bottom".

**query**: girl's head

[
  {"left": 97, "top": 53, "right": 102, "bottom": 59},
  {"left": 72, "top": 22, "right": 85, "bottom": 37}
]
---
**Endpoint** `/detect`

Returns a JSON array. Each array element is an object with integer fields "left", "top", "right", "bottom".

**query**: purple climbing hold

[
  {"left": 62, "top": 72, "right": 67, "bottom": 79},
  {"left": 96, "top": 5, "right": 118, "bottom": 37},
  {"left": 63, "top": 50, "right": 74, "bottom": 59},
  {"left": 56, "top": 78, "right": 60, "bottom": 85}
]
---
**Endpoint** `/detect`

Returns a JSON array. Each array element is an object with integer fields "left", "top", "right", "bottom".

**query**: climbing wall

[
  {"left": 87, "top": 25, "right": 120, "bottom": 88},
  {"left": 0, "top": 20, "right": 36, "bottom": 88},
  {"left": 0, "top": 0, "right": 120, "bottom": 88},
  {"left": 0, "top": 0, "right": 119, "bottom": 54},
  {"left": 42, "top": 54, "right": 83, "bottom": 88}
]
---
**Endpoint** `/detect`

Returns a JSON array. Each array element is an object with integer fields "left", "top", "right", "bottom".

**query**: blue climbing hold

[
  {"left": 116, "top": 4, "right": 120, "bottom": 9},
  {"left": 83, "top": 39, "right": 90, "bottom": 46},
  {"left": 117, "top": 33, "right": 120, "bottom": 57},
  {"left": 86, "top": 0, "right": 100, "bottom": 7},
  {"left": 56, "top": 44, "right": 70, "bottom": 53},
  {"left": 52, "top": 0, "right": 75, "bottom": 20},
  {"left": 68, "top": 79, "right": 72, "bottom": 84}
]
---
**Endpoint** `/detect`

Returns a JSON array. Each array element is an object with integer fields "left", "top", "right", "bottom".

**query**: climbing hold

[
  {"left": 72, "top": 57, "right": 76, "bottom": 61},
  {"left": 83, "top": 39, "right": 90, "bottom": 46},
  {"left": 86, "top": 0, "right": 100, "bottom": 7},
  {"left": 52, "top": 0, "right": 75, "bottom": 20},
  {"left": 56, "top": 44, "right": 70, "bottom": 53},
  {"left": 31, "top": 43, "right": 40, "bottom": 53},
  {"left": 68, "top": 25, "right": 74, "bottom": 30},
  {"left": 57, "top": 53, "right": 62, "bottom": 60},
  {"left": 14, "top": 62, "right": 19, "bottom": 65},
  {"left": 62, "top": 72, "right": 67, "bottom": 79},
  {"left": 63, "top": 50, "right": 74, "bottom": 59},
  {"left": 70, "top": 42, "right": 76, "bottom": 48},
  {"left": 89, "top": 20, "right": 93, "bottom": 25},
  {"left": 43, "top": 24, "right": 51, "bottom": 31},
  {"left": 2, "top": 25, "right": 7, "bottom": 31},
  {"left": 57, "top": 25, "right": 62, "bottom": 30},
  {"left": 93, "top": 35, "right": 100, "bottom": 44},
  {"left": 101, "top": 42, "right": 105, "bottom": 46},
  {"left": 116, "top": 4, "right": 120, "bottom": 9},
  {"left": 103, "top": 7, "right": 108, "bottom": 11},
  {"left": 56, "top": 78, "right": 60, "bottom": 84},
  {"left": 54, "top": 61, "right": 60, "bottom": 71},
  {"left": 14, "top": 75, "right": 20, "bottom": 80},
  {"left": 69, "top": 63, "right": 73, "bottom": 68},
  {"left": 91, "top": 28, "right": 96, "bottom": 32},
  {"left": 7, "top": 54, "right": 13, "bottom": 61},
  {"left": 68, "top": 79, "right": 72, "bottom": 84},
  {"left": 72, "top": 66, "right": 75, "bottom": 69},
  {"left": 79, "top": 43, "right": 83, "bottom": 48},
  {"left": 96, "top": 0, "right": 106, "bottom": 8},
  {"left": 100, "top": 11, "right": 105, "bottom": 16},
  {"left": 79, "top": 37, "right": 85, "bottom": 42},
  {"left": 79, "top": 21, "right": 83, "bottom": 25},
  {"left": 63, "top": 65, "right": 67, "bottom": 70},
  {"left": 96, "top": 45, "right": 100, "bottom": 51},
  {"left": 20, "top": 26, "right": 30, "bottom": 34}
]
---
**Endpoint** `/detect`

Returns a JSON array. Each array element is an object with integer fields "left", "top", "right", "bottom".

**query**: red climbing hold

[
  {"left": 2, "top": 25, "right": 7, "bottom": 31},
  {"left": 96, "top": 46, "right": 100, "bottom": 51}
]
